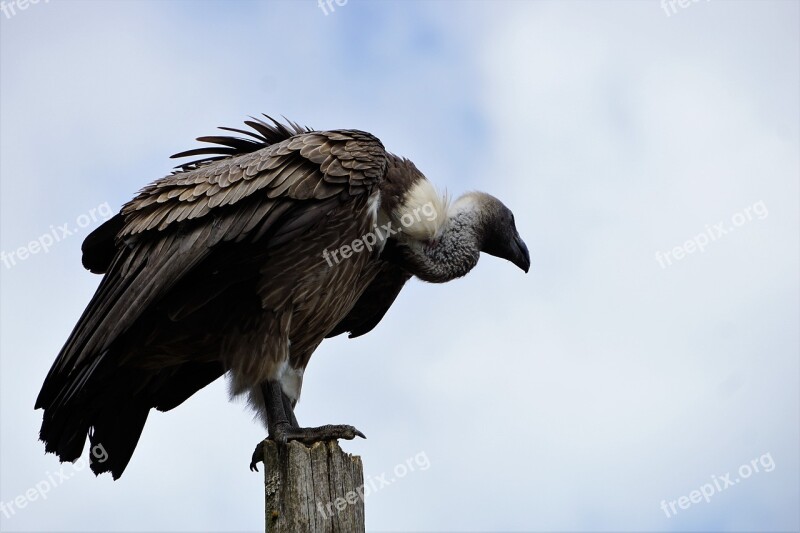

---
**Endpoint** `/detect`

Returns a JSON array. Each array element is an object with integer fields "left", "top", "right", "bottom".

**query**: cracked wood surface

[{"left": 263, "top": 440, "right": 364, "bottom": 533}]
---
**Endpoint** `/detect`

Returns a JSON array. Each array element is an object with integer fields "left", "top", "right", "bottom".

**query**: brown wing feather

[
  {"left": 323, "top": 157, "right": 426, "bottom": 339},
  {"left": 37, "top": 122, "right": 392, "bottom": 478},
  {"left": 326, "top": 252, "right": 412, "bottom": 339},
  {"left": 37, "top": 129, "right": 386, "bottom": 408}
]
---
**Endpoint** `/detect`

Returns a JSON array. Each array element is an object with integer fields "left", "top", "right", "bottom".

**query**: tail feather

[
  {"left": 38, "top": 362, "right": 148, "bottom": 478},
  {"left": 39, "top": 406, "right": 90, "bottom": 462},
  {"left": 88, "top": 400, "right": 151, "bottom": 479},
  {"left": 37, "top": 357, "right": 224, "bottom": 479}
]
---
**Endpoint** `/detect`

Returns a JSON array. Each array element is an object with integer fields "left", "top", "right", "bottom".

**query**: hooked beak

[
  {"left": 512, "top": 233, "right": 530, "bottom": 273},
  {"left": 481, "top": 226, "right": 531, "bottom": 273}
]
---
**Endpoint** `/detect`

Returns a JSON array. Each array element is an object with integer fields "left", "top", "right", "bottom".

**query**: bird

[{"left": 35, "top": 115, "right": 530, "bottom": 479}]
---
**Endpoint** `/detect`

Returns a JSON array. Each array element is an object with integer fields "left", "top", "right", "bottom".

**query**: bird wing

[
  {"left": 326, "top": 243, "right": 412, "bottom": 339},
  {"left": 326, "top": 156, "right": 435, "bottom": 339},
  {"left": 36, "top": 129, "right": 387, "bottom": 409}
]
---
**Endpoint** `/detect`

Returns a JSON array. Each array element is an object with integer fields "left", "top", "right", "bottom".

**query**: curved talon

[
  {"left": 276, "top": 424, "right": 367, "bottom": 444},
  {"left": 249, "top": 425, "right": 365, "bottom": 471},
  {"left": 250, "top": 441, "right": 265, "bottom": 472}
]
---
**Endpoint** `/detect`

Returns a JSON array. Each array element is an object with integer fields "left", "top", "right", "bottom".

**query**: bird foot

[
  {"left": 249, "top": 424, "right": 365, "bottom": 471},
  {"left": 250, "top": 441, "right": 266, "bottom": 472},
  {"left": 272, "top": 423, "right": 366, "bottom": 445}
]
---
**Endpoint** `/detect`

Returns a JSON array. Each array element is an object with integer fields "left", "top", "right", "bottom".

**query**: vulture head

[
  {"left": 461, "top": 192, "right": 531, "bottom": 273},
  {"left": 391, "top": 186, "right": 530, "bottom": 283}
]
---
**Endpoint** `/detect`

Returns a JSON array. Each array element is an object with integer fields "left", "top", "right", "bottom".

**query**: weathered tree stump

[{"left": 263, "top": 440, "right": 365, "bottom": 533}]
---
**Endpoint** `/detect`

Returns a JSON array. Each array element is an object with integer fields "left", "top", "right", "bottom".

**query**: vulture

[{"left": 35, "top": 116, "right": 530, "bottom": 479}]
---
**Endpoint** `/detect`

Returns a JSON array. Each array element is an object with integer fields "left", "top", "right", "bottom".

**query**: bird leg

[
  {"left": 281, "top": 390, "right": 299, "bottom": 429},
  {"left": 249, "top": 379, "right": 365, "bottom": 471}
]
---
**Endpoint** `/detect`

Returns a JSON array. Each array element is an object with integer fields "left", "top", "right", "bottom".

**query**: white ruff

[{"left": 393, "top": 179, "right": 450, "bottom": 241}]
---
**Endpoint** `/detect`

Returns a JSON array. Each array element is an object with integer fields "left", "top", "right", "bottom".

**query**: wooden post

[{"left": 263, "top": 440, "right": 365, "bottom": 533}]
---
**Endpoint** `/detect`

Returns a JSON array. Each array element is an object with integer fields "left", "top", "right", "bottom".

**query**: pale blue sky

[{"left": 1, "top": 1, "right": 798, "bottom": 531}]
